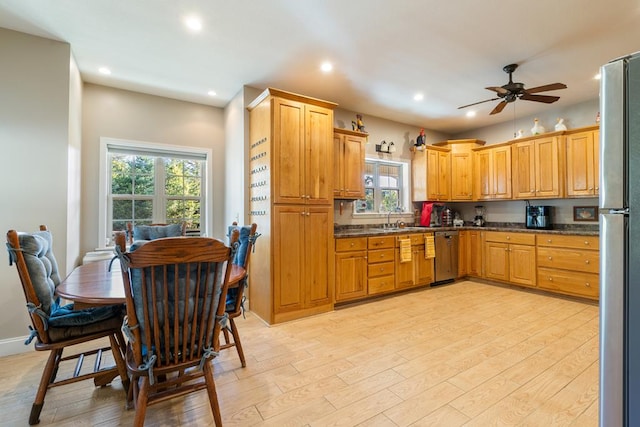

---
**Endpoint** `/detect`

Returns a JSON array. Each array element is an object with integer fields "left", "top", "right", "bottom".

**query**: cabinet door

[
  {"left": 468, "top": 230, "right": 483, "bottom": 277},
  {"left": 458, "top": 230, "right": 468, "bottom": 277},
  {"left": 451, "top": 152, "right": 473, "bottom": 200},
  {"left": 273, "top": 98, "right": 306, "bottom": 204},
  {"left": 484, "top": 241, "right": 509, "bottom": 281},
  {"left": 333, "top": 133, "right": 343, "bottom": 197},
  {"left": 305, "top": 206, "right": 333, "bottom": 306},
  {"left": 395, "top": 249, "right": 415, "bottom": 289},
  {"left": 305, "top": 105, "right": 333, "bottom": 205},
  {"left": 474, "top": 150, "right": 492, "bottom": 200},
  {"left": 426, "top": 149, "right": 440, "bottom": 200},
  {"left": 492, "top": 146, "right": 512, "bottom": 199},
  {"left": 342, "top": 134, "right": 365, "bottom": 198},
  {"left": 412, "top": 151, "right": 427, "bottom": 201},
  {"left": 273, "top": 205, "right": 306, "bottom": 313},
  {"left": 535, "top": 136, "right": 561, "bottom": 198},
  {"left": 512, "top": 141, "right": 536, "bottom": 199},
  {"left": 335, "top": 251, "right": 367, "bottom": 301},
  {"left": 415, "top": 248, "right": 434, "bottom": 285},
  {"left": 566, "top": 130, "right": 597, "bottom": 196},
  {"left": 438, "top": 150, "right": 451, "bottom": 200},
  {"left": 509, "top": 244, "right": 537, "bottom": 287}
]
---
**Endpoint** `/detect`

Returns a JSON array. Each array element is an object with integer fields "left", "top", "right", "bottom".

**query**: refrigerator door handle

[{"left": 600, "top": 213, "right": 626, "bottom": 427}]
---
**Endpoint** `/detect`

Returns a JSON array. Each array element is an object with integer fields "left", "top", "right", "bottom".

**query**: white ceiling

[{"left": 1, "top": 0, "right": 639, "bottom": 134}]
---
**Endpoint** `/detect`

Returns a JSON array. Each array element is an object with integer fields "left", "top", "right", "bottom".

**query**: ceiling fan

[{"left": 458, "top": 63, "right": 567, "bottom": 115}]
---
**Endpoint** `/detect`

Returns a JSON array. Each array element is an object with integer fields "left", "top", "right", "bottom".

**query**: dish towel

[
  {"left": 425, "top": 235, "right": 436, "bottom": 259},
  {"left": 399, "top": 238, "right": 412, "bottom": 263}
]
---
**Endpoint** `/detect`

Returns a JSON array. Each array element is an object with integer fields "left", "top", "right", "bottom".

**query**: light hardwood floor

[{"left": 0, "top": 280, "right": 599, "bottom": 426}]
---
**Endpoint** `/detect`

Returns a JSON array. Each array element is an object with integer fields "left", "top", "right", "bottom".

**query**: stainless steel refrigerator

[{"left": 600, "top": 51, "right": 640, "bottom": 427}]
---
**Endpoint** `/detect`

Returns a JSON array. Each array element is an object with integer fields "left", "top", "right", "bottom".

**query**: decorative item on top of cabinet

[
  {"left": 333, "top": 128, "right": 366, "bottom": 199},
  {"left": 565, "top": 125, "right": 600, "bottom": 197},
  {"left": 511, "top": 131, "right": 565, "bottom": 199},
  {"left": 472, "top": 142, "right": 512, "bottom": 200},
  {"left": 247, "top": 88, "right": 336, "bottom": 325},
  {"left": 531, "top": 118, "right": 545, "bottom": 135},
  {"left": 555, "top": 118, "right": 568, "bottom": 131},
  {"left": 433, "top": 139, "right": 485, "bottom": 201}
]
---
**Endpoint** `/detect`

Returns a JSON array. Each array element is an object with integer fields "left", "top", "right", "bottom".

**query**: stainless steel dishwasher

[{"left": 434, "top": 231, "right": 459, "bottom": 284}]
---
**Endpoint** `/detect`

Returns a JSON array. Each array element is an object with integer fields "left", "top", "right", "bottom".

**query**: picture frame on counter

[{"left": 573, "top": 206, "right": 598, "bottom": 222}]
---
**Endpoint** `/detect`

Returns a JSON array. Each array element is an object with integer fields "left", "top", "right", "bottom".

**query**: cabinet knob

[
  {"left": 585, "top": 260, "right": 590, "bottom": 264},
  {"left": 585, "top": 282, "right": 591, "bottom": 287},
  {"left": 548, "top": 256, "right": 552, "bottom": 260},
  {"left": 589, "top": 187, "right": 594, "bottom": 191},
  {"left": 350, "top": 242, "right": 355, "bottom": 246},
  {"left": 506, "top": 236, "right": 510, "bottom": 240},
  {"left": 380, "top": 267, "right": 384, "bottom": 272},
  {"left": 548, "top": 277, "right": 553, "bottom": 281},
  {"left": 547, "top": 239, "right": 552, "bottom": 243},
  {"left": 584, "top": 241, "right": 590, "bottom": 245}
]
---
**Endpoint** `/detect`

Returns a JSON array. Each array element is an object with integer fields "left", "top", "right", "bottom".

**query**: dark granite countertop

[{"left": 334, "top": 222, "right": 599, "bottom": 238}]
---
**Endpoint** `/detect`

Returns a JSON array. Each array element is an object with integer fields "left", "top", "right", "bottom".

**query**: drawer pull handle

[
  {"left": 584, "top": 241, "right": 590, "bottom": 245},
  {"left": 380, "top": 268, "right": 384, "bottom": 272},
  {"left": 585, "top": 260, "right": 590, "bottom": 264},
  {"left": 548, "top": 277, "right": 553, "bottom": 281},
  {"left": 506, "top": 236, "right": 510, "bottom": 240},
  {"left": 547, "top": 239, "right": 552, "bottom": 243},
  {"left": 585, "top": 282, "right": 591, "bottom": 287},
  {"left": 548, "top": 256, "right": 552, "bottom": 260},
  {"left": 350, "top": 243, "right": 355, "bottom": 246}
]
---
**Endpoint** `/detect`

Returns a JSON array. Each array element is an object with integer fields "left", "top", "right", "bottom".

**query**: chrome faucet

[{"left": 387, "top": 206, "right": 403, "bottom": 228}]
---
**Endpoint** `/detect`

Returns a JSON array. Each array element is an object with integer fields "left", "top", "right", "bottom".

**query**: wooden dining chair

[
  {"left": 220, "top": 222, "right": 259, "bottom": 367},
  {"left": 114, "top": 230, "right": 239, "bottom": 427},
  {"left": 6, "top": 225, "right": 129, "bottom": 425}
]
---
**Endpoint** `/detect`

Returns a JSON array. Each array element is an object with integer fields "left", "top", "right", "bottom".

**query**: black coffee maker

[{"left": 526, "top": 205, "right": 552, "bottom": 229}]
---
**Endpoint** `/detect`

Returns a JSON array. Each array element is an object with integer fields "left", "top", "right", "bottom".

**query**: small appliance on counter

[
  {"left": 430, "top": 203, "right": 445, "bottom": 227},
  {"left": 526, "top": 205, "right": 553, "bottom": 229},
  {"left": 473, "top": 205, "right": 486, "bottom": 227},
  {"left": 453, "top": 212, "right": 464, "bottom": 227},
  {"left": 441, "top": 207, "right": 454, "bottom": 227}
]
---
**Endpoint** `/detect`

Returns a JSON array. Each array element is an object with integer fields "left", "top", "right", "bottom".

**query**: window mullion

[{"left": 155, "top": 157, "right": 165, "bottom": 223}]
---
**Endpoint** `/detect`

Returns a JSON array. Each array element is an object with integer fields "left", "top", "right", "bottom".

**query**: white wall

[
  {"left": 0, "top": 28, "right": 75, "bottom": 353},
  {"left": 81, "top": 84, "right": 226, "bottom": 252}
]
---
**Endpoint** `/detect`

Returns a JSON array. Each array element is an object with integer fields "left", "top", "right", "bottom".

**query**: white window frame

[
  {"left": 353, "top": 158, "right": 410, "bottom": 216},
  {"left": 98, "top": 137, "right": 213, "bottom": 248}
]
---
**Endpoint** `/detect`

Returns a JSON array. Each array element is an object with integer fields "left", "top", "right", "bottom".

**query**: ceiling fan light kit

[{"left": 458, "top": 63, "right": 567, "bottom": 115}]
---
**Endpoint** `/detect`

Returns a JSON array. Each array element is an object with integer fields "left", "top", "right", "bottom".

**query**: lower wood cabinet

[
  {"left": 334, "top": 237, "right": 368, "bottom": 302},
  {"left": 536, "top": 234, "right": 599, "bottom": 300},
  {"left": 395, "top": 233, "right": 434, "bottom": 289},
  {"left": 484, "top": 232, "right": 536, "bottom": 287},
  {"left": 367, "top": 235, "right": 396, "bottom": 295},
  {"left": 468, "top": 229, "right": 484, "bottom": 277}
]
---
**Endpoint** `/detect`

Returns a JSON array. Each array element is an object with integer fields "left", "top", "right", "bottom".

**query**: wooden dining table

[{"left": 56, "top": 258, "right": 246, "bottom": 308}]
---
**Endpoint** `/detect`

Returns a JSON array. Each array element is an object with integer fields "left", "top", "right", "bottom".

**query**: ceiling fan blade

[
  {"left": 458, "top": 97, "right": 500, "bottom": 109},
  {"left": 525, "top": 83, "right": 567, "bottom": 94},
  {"left": 520, "top": 93, "right": 560, "bottom": 103},
  {"left": 486, "top": 86, "right": 509, "bottom": 95},
  {"left": 490, "top": 100, "right": 508, "bottom": 115}
]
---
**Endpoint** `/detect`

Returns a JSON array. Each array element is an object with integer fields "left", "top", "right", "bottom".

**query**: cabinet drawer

[
  {"left": 368, "top": 275, "right": 395, "bottom": 294},
  {"left": 336, "top": 237, "right": 367, "bottom": 252},
  {"left": 484, "top": 231, "right": 535, "bottom": 245},
  {"left": 537, "top": 234, "right": 599, "bottom": 249},
  {"left": 537, "top": 247, "right": 599, "bottom": 274},
  {"left": 368, "top": 248, "right": 395, "bottom": 263},
  {"left": 368, "top": 261, "right": 395, "bottom": 278},
  {"left": 537, "top": 267, "right": 599, "bottom": 299},
  {"left": 395, "top": 233, "right": 429, "bottom": 247},
  {"left": 368, "top": 236, "right": 395, "bottom": 249}
]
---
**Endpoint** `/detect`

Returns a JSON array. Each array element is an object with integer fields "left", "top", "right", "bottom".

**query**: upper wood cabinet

[
  {"left": 512, "top": 133, "right": 564, "bottom": 199},
  {"left": 271, "top": 96, "right": 334, "bottom": 205},
  {"left": 412, "top": 146, "right": 451, "bottom": 201},
  {"left": 434, "top": 139, "right": 485, "bottom": 201},
  {"left": 565, "top": 126, "right": 600, "bottom": 197},
  {"left": 333, "top": 128, "right": 366, "bottom": 199},
  {"left": 473, "top": 143, "right": 512, "bottom": 200}
]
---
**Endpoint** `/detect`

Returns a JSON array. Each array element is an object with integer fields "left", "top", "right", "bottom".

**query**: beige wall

[
  {"left": 0, "top": 28, "right": 76, "bottom": 353},
  {"left": 81, "top": 84, "right": 226, "bottom": 254}
]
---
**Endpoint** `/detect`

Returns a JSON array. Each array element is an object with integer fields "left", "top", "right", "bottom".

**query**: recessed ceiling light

[
  {"left": 185, "top": 16, "right": 203, "bottom": 32},
  {"left": 98, "top": 67, "right": 111, "bottom": 75},
  {"left": 466, "top": 111, "right": 476, "bottom": 118},
  {"left": 413, "top": 93, "right": 424, "bottom": 101},
  {"left": 207, "top": 90, "right": 216, "bottom": 97},
  {"left": 594, "top": 73, "right": 601, "bottom": 80},
  {"left": 320, "top": 62, "right": 333, "bottom": 73}
]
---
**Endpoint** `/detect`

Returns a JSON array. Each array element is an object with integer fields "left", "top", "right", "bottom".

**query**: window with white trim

[
  {"left": 355, "top": 159, "right": 407, "bottom": 213},
  {"left": 99, "top": 138, "right": 212, "bottom": 246}
]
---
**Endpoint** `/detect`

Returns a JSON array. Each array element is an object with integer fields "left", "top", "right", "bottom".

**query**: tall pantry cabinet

[{"left": 247, "top": 88, "right": 337, "bottom": 324}]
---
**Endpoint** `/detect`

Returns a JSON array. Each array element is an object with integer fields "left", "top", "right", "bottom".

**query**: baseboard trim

[{"left": 0, "top": 336, "right": 31, "bottom": 357}]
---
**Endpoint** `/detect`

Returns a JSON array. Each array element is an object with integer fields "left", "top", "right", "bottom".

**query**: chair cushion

[
  {"left": 48, "top": 302, "right": 125, "bottom": 327},
  {"left": 227, "top": 225, "right": 251, "bottom": 267},
  {"left": 133, "top": 224, "right": 183, "bottom": 241},
  {"left": 47, "top": 307, "right": 125, "bottom": 342},
  {"left": 17, "top": 231, "right": 61, "bottom": 316}
]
